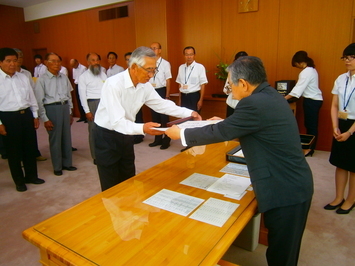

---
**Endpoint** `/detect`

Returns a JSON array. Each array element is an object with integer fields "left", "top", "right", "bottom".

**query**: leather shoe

[
  {"left": 54, "top": 170, "right": 63, "bottom": 176},
  {"left": 62, "top": 166, "right": 77, "bottom": 171},
  {"left": 324, "top": 199, "right": 345, "bottom": 210},
  {"left": 149, "top": 140, "right": 163, "bottom": 147},
  {"left": 160, "top": 143, "right": 170, "bottom": 150},
  {"left": 16, "top": 184, "right": 27, "bottom": 192},
  {"left": 134, "top": 136, "right": 144, "bottom": 144},
  {"left": 336, "top": 203, "right": 355, "bottom": 214},
  {"left": 72, "top": 147, "right": 78, "bottom": 151},
  {"left": 25, "top": 178, "right": 45, "bottom": 184}
]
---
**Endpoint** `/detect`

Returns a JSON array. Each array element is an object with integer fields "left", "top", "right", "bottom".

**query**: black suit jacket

[{"left": 184, "top": 82, "right": 313, "bottom": 212}]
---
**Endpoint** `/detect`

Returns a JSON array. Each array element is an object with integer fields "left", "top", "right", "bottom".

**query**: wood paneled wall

[{"left": 2, "top": 0, "right": 355, "bottom": 150}]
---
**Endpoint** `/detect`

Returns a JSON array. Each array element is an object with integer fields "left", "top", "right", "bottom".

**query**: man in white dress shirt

[
  {"left": 78, "top": 53, "right": 107, "bottom": 163},
  {"left": 148, "top": 42, "right": 172, "bottom": 149},
  {"left": 94, "top": 46, "right": 201, "bottom": 191},
  {"left": 0, "top": 48, "right": 45, "bottom": 191},
  {"left": 106, "top": 51, "right": 124, "bottom": 77},
  {"left": 33, "top": 54, "right": 46, "bottom": 78},
  {"left": 69, "top": 58, "right": 87, "bottom": 122}
]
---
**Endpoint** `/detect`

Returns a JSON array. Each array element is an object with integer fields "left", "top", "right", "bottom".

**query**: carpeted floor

[{"left": 0, "top": 120, "right": 354, "bottom": 266}]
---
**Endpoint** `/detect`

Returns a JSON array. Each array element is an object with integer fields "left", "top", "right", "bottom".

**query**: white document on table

[
  {"left": 143, "top": 189, "right": 204, "bottom": 217},
  {"left": 177, "top": 120, "right": 222, "bottom": 129},
  {"left": 220, "top": 162, "right": 250, "bottom": 177},
  {"left": 180, "top": 173, "right": 219, "bottom": 190},
  {"left": 207, "top": 174, "right": 251, "bottom": 196},
  {"left": 189, "top": 198, "right": 239, "bottom": 227}
]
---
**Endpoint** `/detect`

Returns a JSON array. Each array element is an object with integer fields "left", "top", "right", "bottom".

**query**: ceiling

[{"left": 0, "top": 0, "right": 52, "bottom": 8}]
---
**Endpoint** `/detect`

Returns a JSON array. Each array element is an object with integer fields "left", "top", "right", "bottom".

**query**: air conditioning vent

[{"left": 99, "top": 6, "right": 128, "bottom": 22}]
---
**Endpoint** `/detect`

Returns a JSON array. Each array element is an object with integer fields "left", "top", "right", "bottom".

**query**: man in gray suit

[{"left": 166, "top": 56, "right": 313, "bottom": 266}]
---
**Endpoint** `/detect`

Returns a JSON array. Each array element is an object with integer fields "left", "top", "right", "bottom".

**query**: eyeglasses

[
  {"left": 150, "top": 47, "right": 160, "bottom": 51},
  {"left": 224, "top": 83, "right": 232, "bottom": 94},
  {"left": 340, "top": 55, "right": 355, "bottom": 61},
  {"left": 139, "top": 65, "right": 159, "bottom": 75},
  {"left": 47, "top": 60, "right": 61, "bottom": 64}
]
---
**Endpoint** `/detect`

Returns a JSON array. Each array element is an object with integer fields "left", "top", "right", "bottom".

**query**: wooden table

[{"left": 23, "top": 141, "right": 257, "bottom": 266}]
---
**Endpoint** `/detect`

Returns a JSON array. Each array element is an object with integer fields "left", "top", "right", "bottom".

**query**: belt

[
  {"left": 181, "top": 91, "right": 200, "bottom": 95},
  {"left": 44, "top": 100, "right": 68, "bottom": 106},
  {"left": 87, "top": 99, "right": 100, "bottom": 102},
  {"left": 156, "top": 87, "right": 166, "bottom": 90},
  {"left": 0, "top": 108, "right": 29, "bottom": 114}
]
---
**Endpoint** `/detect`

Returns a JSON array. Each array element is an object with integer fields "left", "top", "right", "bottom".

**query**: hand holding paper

[{"left": 165, "top": 125, "right": 181, "bottom": 140}]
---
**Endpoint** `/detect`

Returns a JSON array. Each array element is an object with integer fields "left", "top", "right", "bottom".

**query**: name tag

[
  {"left": 182, "top": 85, "right": 188, "bottom": 90},
  {"left": 338, "top": 111, "right": 348, "bottom": 120}
]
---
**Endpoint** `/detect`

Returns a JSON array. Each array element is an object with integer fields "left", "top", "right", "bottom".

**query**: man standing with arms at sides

[
  {"left": 0, "top": 48, "right": 45, "bottom": 191},
  {"left": 166, "top": 56, "right": 313, "bottom": 266},
  {"left": 94, "top": 46, "right": 201, "bottom": 191},
  {"left": 148, "top": 42, "right": 172, "bottom": 149},
  {"left": 35, "top": 53, "right": 77, "bottom": 176},
  {"left": 106, "top": 51, "right": 124, "bottom": 77},
  {"left": 69, "top": 58, "right": 87, "bottom": 123},
  {"left": 33, "top": 54, "right": 47, "bottom": 78},
  {"left": 78, "top": 53, "right": 107, "bottom": 164},
  {"left": 176, "top": 46, "right": 207, "bottom": 151}
]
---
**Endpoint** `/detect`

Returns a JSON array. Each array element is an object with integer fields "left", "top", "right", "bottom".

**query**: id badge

[
  {"left": 182, "top": 84, "right": 188, "bottom": 90},
  {"left": 151, "top": 83, "right": 156, "bottom": 88},
  {"left": 338, "top": 111, "right": 348, "bottom": 120}
]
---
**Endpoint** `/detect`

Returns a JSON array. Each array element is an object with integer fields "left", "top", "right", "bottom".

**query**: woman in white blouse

[{"left": 285, "top": 51, "right": 323, "bottom": 156}]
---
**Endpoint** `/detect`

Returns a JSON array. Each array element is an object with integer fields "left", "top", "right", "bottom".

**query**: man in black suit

[{"left": 166, "top": 56, "right": 313, "bottom": 266}]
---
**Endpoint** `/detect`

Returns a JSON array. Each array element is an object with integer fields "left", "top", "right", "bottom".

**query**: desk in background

[{"left": 23, "top": 141, "right": 257, "bottom": 266}]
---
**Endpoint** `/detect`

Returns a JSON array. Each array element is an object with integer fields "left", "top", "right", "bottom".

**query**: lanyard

[
  {"left": 153, "top": 57, "right": 162, "bottom": 81},
  {"left": 184, "top": 65, "right": 194, "bottom": 84},
  {"left": 343, "top": 77, "right": 355, "bottom": 111}
]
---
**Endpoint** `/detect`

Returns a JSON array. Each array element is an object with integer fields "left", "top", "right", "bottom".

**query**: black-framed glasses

[
  {"left": 139, "top": 65, "right": 159, "bottom": 75},
  {"left": 224, "top": 82, "right": 232, "bottom": 94},
  {"left": 340, "top": 55, "right": 355, "bottom": 61}
]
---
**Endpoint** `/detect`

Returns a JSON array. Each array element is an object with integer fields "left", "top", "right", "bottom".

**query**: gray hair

[
  {"left": 129, "top": 46, "right": 156, "bottom": 68},
  {"left": 227, "top": 56, "right": 267, "bottom": 86},
  {"left": 13, "top": 48, "right": 23, "bottom": 57}
]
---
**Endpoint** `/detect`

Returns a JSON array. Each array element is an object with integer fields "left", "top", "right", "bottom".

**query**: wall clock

[{"left": 238, "top": 0, "right": 259, "bottom": 13}]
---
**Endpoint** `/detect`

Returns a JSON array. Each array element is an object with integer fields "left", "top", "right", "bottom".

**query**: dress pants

[
  {"left": 45, "top": 104, "right": 72, "bottom": 171},
  {"left": 75, "top": 84, "right": 87, "bottom": 120},
  {"left": 0, "top": 108, "right": 38, "bottom": 185},
  {"left": 303, "top": 98, "right": 323, "bottom": 150},
  {"left": 181, "top": 91, "right": 200, "bottom": 112},
  {"left": 151, "top": 87, "right": 170, "bottom": 126},
  {"left": 264, "top": 199, "right": 312, "bottom": 266},
  {"left": 87, "top": 99, "right": 100, "bottom": 159},
  {"left": 94, "top": 125, "right": 135, "bottom": 191}
]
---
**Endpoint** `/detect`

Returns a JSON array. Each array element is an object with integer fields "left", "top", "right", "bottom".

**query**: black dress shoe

[
  {"left": 62, "top": 166, "right": 77, "bottom": 171},
  {"left": 77, "top": 118, "right": 86, "bottom": 122},
  {"left": 16, "top": 184, "right": 27, "bottom": 192},
  {"left": 324, "top": 199, "right": 345, "bottom": 210},
  {"left": 336, "top": 203, "right": 355, "bottom": 214},
  {"left": 54, "top": 170, "right": 63, "bottom": 176},
  {"left": 72, "top": 147, "right": 78, "bottom": 151},
  {"left": 134, "top": 137, "right": 144, "bottom": 144},
  {"left": 25, "top": 178, "right": 45, "bottom": 184},
  {"left": 305, "top": 149, "right": 314, "bottom": 157},
  {"left": 149, "top": 141, "right": 163, "bottom": 147},
  {"left": 160, "top": 143, "right": 170, "bottom": 150}
]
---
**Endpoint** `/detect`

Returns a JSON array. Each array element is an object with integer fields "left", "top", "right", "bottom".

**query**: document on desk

[
  {"left": 180, "top": 173, "right": 219, "bottom": 190},
  {"left": 143, "top": 189, "right": 204, "bottom": 217},
  {"left": 207, "top": 174, "right": 251, "bottom": 196},
  {"left": 220, "top": 162, "right": 250, "bottom": 177},
  {"left": 189, "top": 198, "right": 239, "bottom": 227}
]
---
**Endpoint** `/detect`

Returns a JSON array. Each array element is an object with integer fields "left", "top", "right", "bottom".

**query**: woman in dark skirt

[{"left": 326, "top": 43, "right": 355, "bottom": 214}]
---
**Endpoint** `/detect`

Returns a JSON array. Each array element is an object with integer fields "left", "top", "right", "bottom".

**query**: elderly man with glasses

[{"left": 94, "top": 46, "right": 201, "bottom": 191}]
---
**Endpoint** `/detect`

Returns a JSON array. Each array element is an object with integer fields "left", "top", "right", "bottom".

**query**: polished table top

[{"left": 23, "top": 141, "right": 257, "bottom": 266}]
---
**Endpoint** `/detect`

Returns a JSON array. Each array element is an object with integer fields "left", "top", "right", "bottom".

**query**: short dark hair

[
  {"left": 183, "top": 46, "right": 195, "bottom": 54},
  {"left": 107, "top": 51, "right": 118, "bottom": 59},
  {"left": 227, "top": 56, "right": 267, "bottom": 86},
  {"left": 234, "top": 51, "right": 248, "bottom": 61},
  {"left": 0, "top": 48, "right": 18, "bottom": 61},
  {"left": 44, "top": 52, "right": 59, "bottom": 61},
  {"left": 343, "top": 43, "right": 355, "bottom": 56},
  {"left": 291, "top": 51, "right": 315, "bottom": 68},
  {"left": 124, "top": 52, "right": 132, "bottom": 57},
  {"left": 34, "top": 54, "right": 42, "bottom": 60}
]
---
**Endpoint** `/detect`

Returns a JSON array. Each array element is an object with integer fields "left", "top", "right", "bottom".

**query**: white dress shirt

[
  {"left": 19, "top": 68, "right": 35, "bottom": 89},
  {"left": 223, "top": 79, "right": 239, "bottom": 109},
  {"left": 288, "top": 67, "right": 323, "bottom": 100},
  {"left": 149, "top": 57, "right": 172, "bottom": 88},
  {"left": 78, "top": 70, "right": 107, "bottom": 113},
  {"left": 107, "top": 64, "right": 124, "bottom": 78},
  {"left": 72, "top": 63, "right": 87, "bottom": 84},
  {"left": 0, "top": 69, "right": 38, "bottom": 124},
  {"left": 332, "top": 72, "right": 355, "bottom": 119},
  {"left": 176, "top": 61, "right": 208, "bottom": 93},
  {"left": 34, "top": 70, "right": 73, "bottom": 122},
  {"left": 60, "top": 66, "right": 68, "bottom": 76},
  {"left": 34, "top": 63, "right": 47, "bottom": 78},
  {"left": 95, "top": 69, "right": 192, "bottom": 135}
]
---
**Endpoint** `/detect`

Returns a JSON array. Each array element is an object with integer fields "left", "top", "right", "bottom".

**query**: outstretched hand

[
  {"left": 143, "top": 122, "right": 164, "bottom": 135},
  {"left": 165, "top": 125, "right": 181, "bottom": 140}
]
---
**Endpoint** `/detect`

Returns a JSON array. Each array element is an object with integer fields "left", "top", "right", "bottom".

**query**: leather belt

[{"left": 44, "top": 100, "right": 68, "bottom": 106}]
